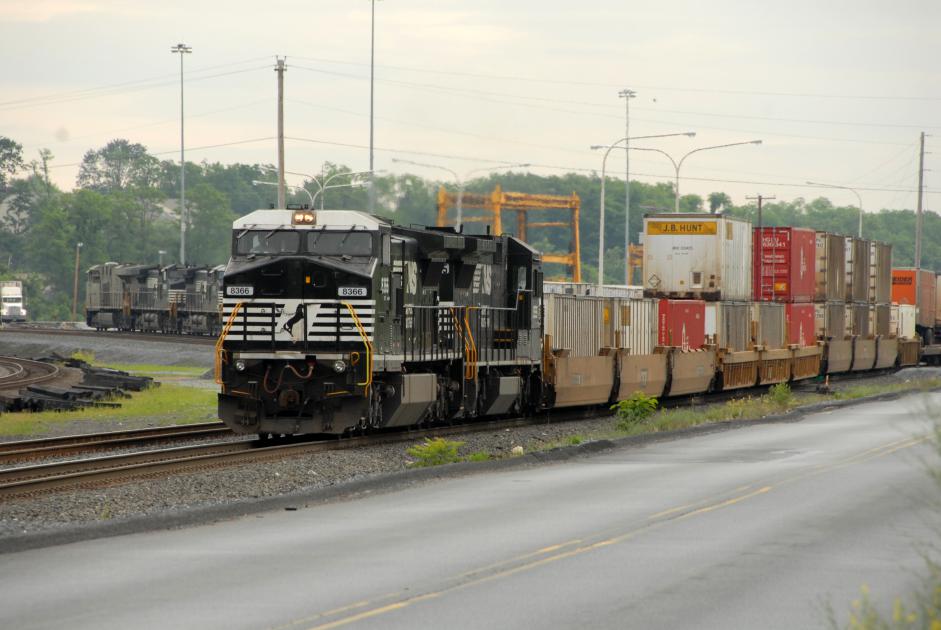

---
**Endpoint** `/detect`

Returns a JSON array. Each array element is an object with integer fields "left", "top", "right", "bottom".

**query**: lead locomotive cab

[
  {"left": 217, "top": 208, "right": 395, "bottom": 435},
  {"left": 217, "top": 207, "right": 544, "bottom": 437}
]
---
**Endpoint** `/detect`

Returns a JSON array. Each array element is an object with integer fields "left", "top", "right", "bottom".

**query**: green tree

[
  {"left": 186, "top": 183, "right": 234, "bottom": 265},
  {"left": 77, "top": 139, "right": 159, "bottom": 192},
  {"left": 708, "top": 192, "right": 731, "bottom": 213},
  {"left": 0, "top": 136, "right": 24, "bottom": 191}
]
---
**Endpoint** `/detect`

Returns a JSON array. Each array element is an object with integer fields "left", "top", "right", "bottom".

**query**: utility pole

[
  {"left": 171, "top": 43, "right": 192, "bottom": 264},
  {"left": 619, "top": 88, "right": 635, "bottom": 285},
  {"left": 915, "top": 131, "right": 926, "bottom": 271},
  {"left": 747, "top": 194, "right": 775, "bottom": 300},
  {"left": 276, "top": 57, "right": 287, "bottom": 209},
  {"left": 71, "top": 242, "right": 83, "bottom": 321}
]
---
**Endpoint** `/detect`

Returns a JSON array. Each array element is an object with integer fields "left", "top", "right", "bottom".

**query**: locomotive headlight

[
  {"left": 332, "top": 359, "right": 347, "bottom": 373},
  {"left": 235, "top": 360, "right": 247, "bottom": 372}
]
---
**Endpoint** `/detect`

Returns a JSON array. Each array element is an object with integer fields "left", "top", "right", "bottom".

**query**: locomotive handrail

[
  {"left": 214, "top": 301, "right": 244, "bottom": 387},
  {"left": 464, "top": 307, "right": 479, "bottom": 381},
  {"left": 343, "top": 302, "right": 373, "bottom": 396}
]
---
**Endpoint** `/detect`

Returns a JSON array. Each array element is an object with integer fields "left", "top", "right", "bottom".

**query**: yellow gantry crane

[{"left": 436, "top": 184, "right": 582, "bottom": 282}]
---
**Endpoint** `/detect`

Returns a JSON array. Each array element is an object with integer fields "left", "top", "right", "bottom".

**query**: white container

[
  {"left": 544, "top": 294, "right": 657, "bottom": 357},
  {"left": 544, "top": 282, "right": 644, "bottom": 299},
  {"left": 892, "top": 304, "right": 917, "bottom": 339},
  {"left": 643, "top": 214, "right": 752, "bottom": 301},
  {"left": 705, "top": 301, "right": 752, "bottom": 351}
]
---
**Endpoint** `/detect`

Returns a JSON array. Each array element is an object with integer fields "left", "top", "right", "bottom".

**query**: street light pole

[
  {"left": 368, "top": 0, "right": 377, "bottom": 214},
  {"left": 251, "top": 180, "right": 315, "bottom": 207},
  {"left": 630, "top": 140, "right": 762, "bottom": 212},
  {"left": 805, "top": 181, "right": 863, "bottom": 238},
  {"left": 619, "top": 89, "right": 636, "bottom": 284},
  {"left": 391, "top": 159, "right": 530, "bottom": 229},
  {"left": 171, "top": 43, "right": 192, "bottom": 265},
  {"left": 71, "top": 242, "right": 83, "bottom": 322},
  {"left": 590, "top": 132, "right": 696, "bottom": 288}
]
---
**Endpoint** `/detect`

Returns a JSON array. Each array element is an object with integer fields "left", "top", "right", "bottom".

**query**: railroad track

[
  {"left": 0, "top": 356, "right": 60, "bottom": 391},
  {"left": 1, "top": 324, "right": 215, "bottom": 346},
  {"left": 0, "top": 415, "right": 572, "bottom": 500},
  {"left": 0, "top": 422, "right": 232, "bottom": 465}
]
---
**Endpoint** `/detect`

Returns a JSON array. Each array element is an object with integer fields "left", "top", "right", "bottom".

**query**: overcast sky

[{"left": 1, "top": 0, "right": 938, "bottom": 214}]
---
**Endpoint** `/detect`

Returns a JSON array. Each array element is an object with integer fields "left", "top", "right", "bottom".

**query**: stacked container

[{"left": 752, "top": 227, "right": 816, "bottom": 346}]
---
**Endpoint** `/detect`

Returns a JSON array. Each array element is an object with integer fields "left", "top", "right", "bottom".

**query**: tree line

[{"left": 0, "top": 135, "right": 932, "bottom": 320}]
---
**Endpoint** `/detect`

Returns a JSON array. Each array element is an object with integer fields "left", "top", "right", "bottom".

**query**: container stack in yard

[
  {"left": 891, "top": 267, "right": 936, "bottom": 365},
  {"left": 751, "top": 226, "right": 821, "bottom": 382}
]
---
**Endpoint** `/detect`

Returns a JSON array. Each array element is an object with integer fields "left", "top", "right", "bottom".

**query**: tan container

[
  {"left": 667, "top": 349, "right": 715, "bottom": 396},
  {"left": 847, "top": 303, "right": 873, "bottom": 337},
  {"left": 869, "top": 241, "right": 892, "bottom": 304},
  {"left": 851, "top": 338, "right": 877, "bottom": 371},
  {"left": 826, "top": 339, "right": 853, "bottom": 373},
  {"left": 753, "top": 302, "right": 786, "bottom": 349},
  {"left": 616, "top": 352, "right": 668, "bottom": 399},
  {"left": 643, "top": 214, "right": 752, "bottom": 301},
  {"left": 898, "top": 339, "right": 920, "bottom": 366},
  {"left": 815, "top": 232, "right": 845, "bottom": 302},
  {"left": 550, "top": 355, "right": 614, "bottom": 407},
  {"left": 705, "top": 302, "right": 752, "bottom": 352},
  {"left": 845, "top": 237, "right": 871, "bottom": 303},
  {"left": 875, "top": 337, "right": 898, "bottom": 369}
]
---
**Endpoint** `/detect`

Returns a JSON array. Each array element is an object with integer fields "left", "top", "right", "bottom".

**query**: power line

[
  {"left": 288, "top": 54, "right": 941, "bottom": 102},
  {"left": 47, "top": 137, "right": 276, "bottom": 170}
]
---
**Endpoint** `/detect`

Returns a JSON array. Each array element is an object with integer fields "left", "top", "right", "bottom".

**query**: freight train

[
  {"left": 214, "top": 208, "right": 921, "bottom": 438},
  {"left": 85, "top": 262, "right": 225, "bottom": 335}
]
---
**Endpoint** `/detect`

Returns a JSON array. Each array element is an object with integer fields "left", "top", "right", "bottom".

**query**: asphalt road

[{"left": 2, "top": 394, "right": 939, "bottom": 630}]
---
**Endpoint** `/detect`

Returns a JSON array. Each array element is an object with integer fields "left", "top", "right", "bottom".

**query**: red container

[
  {"left": 785, "top": 303, "right": 816, "bottom": 347},
  {"left": 753, "top": 227, "right": 816, "bottom": 302},
  {"left": 658, "top": 299, "right": 705, "bottom": 350}
]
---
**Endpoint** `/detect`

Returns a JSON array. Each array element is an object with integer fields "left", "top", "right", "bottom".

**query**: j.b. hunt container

[
  {"left": 752, "top": 227, "right": 815, "bottom": 302},
  {"left": 642, "top": 214, "right": 752, "bottom": 301}
]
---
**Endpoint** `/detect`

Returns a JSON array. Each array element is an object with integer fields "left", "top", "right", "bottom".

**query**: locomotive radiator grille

[{"left": 221, "top": 298, "right": 375, "bottom": 343}]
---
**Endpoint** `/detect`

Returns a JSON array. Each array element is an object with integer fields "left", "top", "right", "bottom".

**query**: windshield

[
  {"left": 307, "top": 231, "right": 374, "bottom": 257},
  {"left": 236, "top": 230, "right": 300, "bottom": 255},
  {"left": 2, "top": 297, "right": 21, "bottom": 303}
]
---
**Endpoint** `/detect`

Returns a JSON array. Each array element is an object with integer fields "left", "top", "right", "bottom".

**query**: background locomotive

[
  {"left": 85, "top": 262, "right": 225, "bottom": 335},
  {"left": 215, "top": 208, "right": 920, "bottom": 438}
]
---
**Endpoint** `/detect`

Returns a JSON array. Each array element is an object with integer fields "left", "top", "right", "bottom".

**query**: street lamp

[
  {"left": 259, "top": 167, "right": 378, "bottom": 210},
  {"left": 251, "top": 180, "right": 315, "bottom": 207},
  {"left": 806, "top": 181, "right": 863, "bottom": 237},
  {"left": 368, "top": 0, "right": 378, "bottom": 214},
  {"left": 391, "top": 159, "right": 531, "bottom": 227},
  {"left": 590, "top": 132, "right": 696, "bottom": 287},
  {"left": 158, "top": 250, "right": 167, "bottom": 267},
  {"left": 71, "top": 242, "right": 83, "bottom": 322},
  {"left": 311, "top": 181, "right": 368, "bottom": 208},
  {"left": 171, "top": 43, "right": 192, "bottom": 265},
  {"left": 629, "top": 140, "right": 762, "bottom": 213}
]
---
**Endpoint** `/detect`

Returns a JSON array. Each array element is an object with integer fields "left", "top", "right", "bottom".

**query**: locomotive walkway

[{"left": 0, "top": 393, "right": 937, "bottom": 629}]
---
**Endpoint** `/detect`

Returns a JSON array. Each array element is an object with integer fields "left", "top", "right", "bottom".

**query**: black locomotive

[{"left": 217, "top": 208, "right": 544, "bottom": 435}]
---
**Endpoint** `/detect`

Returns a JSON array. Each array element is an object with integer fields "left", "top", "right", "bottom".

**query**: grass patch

[
  {"left": 465, "top": 451, "right": 491, "bottom": 462},
  {"left": 103, "top": 363, "right": 209, "bottom": 377},
  {"left": 0, "top": 383, "right": 217, "bottom": 437},
  {"left": 406, "top": 438, "right": 465, "bottom": 468}
]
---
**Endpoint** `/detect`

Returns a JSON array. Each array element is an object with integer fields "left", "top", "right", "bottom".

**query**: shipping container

[
  {"left": 753, "top": 302, "right": 786, "bottom": 349},
  {"left": 544, "top": 294, "right": 658, "bottom": 357},
  {"left": 873, "top": 304, "right": 891, "bottom": 337},
  {"left": 815, "top": 302, "right": 846, "bottom": 339},
  {"left": 891, "top": 304, "right": 917, "bottom": 339},
  {"left": 935, "top": 274, "right": 941, "bottom": 328},
  {"left": 815, "top": 232, "right": 845, "bottom": 302},
  {"left": 752, "top": 227, "right": 815, "bottom": 302},
  {"left": 544, "top": 282, "right": 644, "bottom": 299},
  {"left": 642, "top": 214, "right": 752, "bottom": 301},
  {"left": 705, "top": 301, "right": 751, "bottom": 351},
  {"left": 869, "top": 241, "right": 892, "bottom": 304},
  {"left": 844, "top": 237, "right": 871, "bottom": 303},
  {"left": 892, "top": 268, "right": 936, "bottom": 329},
  {"left": 658, "top": 299, "right": 706, "bottom": 350},
  {"left": 847, "top": 303, "right": 873, "bottom": 337},
  {"left": 785, "top": 303, "right": 816, "bottom": 347}
]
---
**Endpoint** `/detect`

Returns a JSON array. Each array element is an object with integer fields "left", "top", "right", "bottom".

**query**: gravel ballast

[
  {"left": 0, "top": 331, "right": 213, "bottom": 368},
  {"left": 2, "top": 368, "right": 940, "bottom": 547}
]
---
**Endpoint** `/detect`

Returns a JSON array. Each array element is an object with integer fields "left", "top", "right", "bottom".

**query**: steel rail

[
  {"left": 0, "top": 422, "right": 231, "bottom": 464},
  {"left": 0, "top": 356, "right": 60, "bottom": 390}
]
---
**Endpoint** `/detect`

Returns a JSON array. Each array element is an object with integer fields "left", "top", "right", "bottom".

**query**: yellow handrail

[
  {"left": 343, "top": 302, "right": 373, "bottom": 396},
  {"left": 214, "top": 301, "right": 244, "bottom": 387},
  {"left": 463, "top": 307, "right": 478, "bottom": 381}
]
